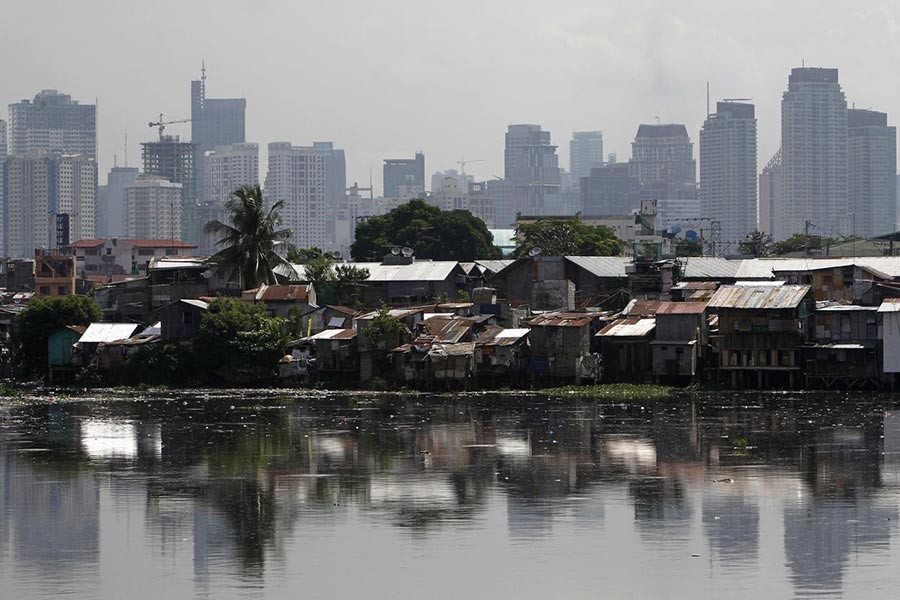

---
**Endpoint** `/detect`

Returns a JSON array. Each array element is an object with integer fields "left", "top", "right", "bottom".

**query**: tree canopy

[
  {"left": 205, "top": 185, "right": 294, "bottom": 289},
  {"left": 350, "top": 199, "right": 501, "bottom": 262},
  {"left": 513, "top": 218, "right": 626, "bottom": 257},
  {"left": 17, "top": 295, "right": 102, "bottom": 376},
  {"left": 739, "top": 230, "right": 774, "bottom": 257},
  {"left": 302, "top": 255, "right": 370, "bottom": 307}
]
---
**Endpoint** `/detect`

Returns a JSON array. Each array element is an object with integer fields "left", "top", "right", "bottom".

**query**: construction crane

[
  {"left": 457, "top": 158, "right": 484, "bottom": 175},
  {"left": 148, "top": 113, "right": 192, "bottom": 139}
]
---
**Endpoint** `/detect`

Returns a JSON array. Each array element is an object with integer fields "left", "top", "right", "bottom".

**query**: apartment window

[
  {"left": 138, "top": 249, "right": 155, "bottom": 256},
  {"left": 58, "top": 286, "right": 69, "bottom": 295},
  {"left": 39, "top": 286, "right": 51, "bottom": 295},
  {"left": 165, "top": 248, "right": 178, "bottom": 256}
]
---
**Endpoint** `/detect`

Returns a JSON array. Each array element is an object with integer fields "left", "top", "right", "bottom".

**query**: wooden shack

[{"left": 650, "top": 302, "right": 708, "bottom": 383}]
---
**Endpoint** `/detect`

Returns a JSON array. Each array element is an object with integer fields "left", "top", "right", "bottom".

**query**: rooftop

[
  {"left": 707, "top": 284, "right": 811, "bottom": 310},
  {"left": 597, "top": 317, "right": 657, "bottom": 338}
]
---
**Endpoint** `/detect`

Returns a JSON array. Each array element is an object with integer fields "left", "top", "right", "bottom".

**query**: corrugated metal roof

[
  {"left": 496, "top": 328, "right": 530, "bottom": 339},
  {"left": 305, "top": 329, "right": 358, "bottom": 341},
  {"left": 529, "top": 311, "right": 605, "bottom": 327},
  {"left": 597, "top": 317, "right": 656, "bottom": 338},
  {"left": 816, "top": 304, "right": 877, "bottom": 312},
  {"left": 706, "top": 284, "right": 811, "bottom": 309},
  {"left": 680, "top": 257, "right": 742, "bottom": 279},
  {"left": 475, "top": 259, "right": 515, "bottom": 275},
  {"left": 288, "top": 260, "right": 461, "bottom": 282},
  {"left": 655, "top": 302, "right": 707, "bottom": 315},
  {"left": 358, "top": 307, "right": 426, "bottom": 320},
  {"left": 878, "top": 298, "right": 900, "bottom": 313},
  {"left": 565, "top": 256, "right": 630, "bottom": 278},
  {"left": 78, "top": 323, "right": 140, "bottom": 344},
  {"left": 734, "top": 257, "right": 900, "bottom": 280},
  {"left": 621, "top": 299, "right": 661, "bottom": 316},
  {"left": 672, "top": 281, "right": 718, "bottom": 290},
  {"left": 251, "top": 284, "right": 310, "bottom": 302},
  {"left": 180, "top": 299, "right": 209, "bottom": 310},
  {"left": 422, "top": 317, "right": 472, "bottom": 343}
]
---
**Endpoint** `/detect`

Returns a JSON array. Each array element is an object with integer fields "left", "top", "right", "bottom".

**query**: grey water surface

[{"left": 1, "top": 391, "right": 899, "bottom": 599}]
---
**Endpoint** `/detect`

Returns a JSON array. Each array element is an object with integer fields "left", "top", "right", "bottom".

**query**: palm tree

[{"left": 205, "top": 185, "right": 294, "bottom": 289}]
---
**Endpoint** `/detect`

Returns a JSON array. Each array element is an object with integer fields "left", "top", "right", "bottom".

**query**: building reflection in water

[{"left": 2, "top": 394, "right": 900, "bottom": 598}]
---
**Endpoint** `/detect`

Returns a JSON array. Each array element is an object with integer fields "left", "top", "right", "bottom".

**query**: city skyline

[{"left": 3, "top": 1, "right": 900, "bottom": 195}]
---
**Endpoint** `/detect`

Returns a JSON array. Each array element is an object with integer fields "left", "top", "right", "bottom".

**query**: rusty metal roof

[
  {"left": 597, "top": 317, "right": 657, "bottom": 338},
  {"left": 305, "top": 328, "right": 358, "bottom": 341},
  {"left": 621, "top": 299, "right": 662, "bottom": 317},
  {"left": 707, "top": 284, "right": 811, "bottom": 309},
  {"left": 476, "top": 326, "right": 530, "bottom": 347},
  {"left": 655, "top": 302, "right": 708, "bottom": 315},
  {"left": 529, "top": 311, "right": 605, "bottom": 328},
  {"left": 422, "top": 317, "right": 472, "bottom": 343}
]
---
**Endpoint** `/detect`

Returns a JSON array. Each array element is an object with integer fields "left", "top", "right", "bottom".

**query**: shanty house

[
  {"left": 878, "top": 299, "right": 900, "bottom": 386},
  {"left": 158, "top": 299, "right": 209, "bottom": 341},
  {"left": 650, "top": 302, "right": 708, "bottom": 383},
  {"left": 527, "top": 311, "right": 606, "bottom": 381},
  {"left": 708, "top": 284, "right": 814, "bottom": 388},
  {"left": 48, "top": 325, "right": 87, "bottom": 382},
  {"left": 805, "top": 304, "right": 880, "bottom": 388},
  {"left": 474, "top": 326, "right": 530, "bottom": 387},
  {"left": 303, "top": 328, "right": 359, "bottom": 381},
  {"left": 597, "top": 317, "right": 656, "bottom": 383},
  {"left": 75, "top": 323, "right": 141, "bottom": 368},
  {"left": 242, "top": 284, "right": 318, "bottom": 319}
]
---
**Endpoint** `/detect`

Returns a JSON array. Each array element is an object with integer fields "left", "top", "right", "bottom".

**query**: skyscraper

[
  {"left": 504, "top": 124, "right": 562, "bottom": 217},
  {"left": 8, "top": 90, "right": 96, "bottom": 158},
  {"left": 204, "top": 143, "right": 259, "bottom": 205},
  {"left": 780, "top": 67, "right": 848, "bottom": 240},
  {"left": 630, "top": 124, "right": 695, "bottom": 185},
  {"left": 0, "top": 119, "right": 7, "bottom": 253},
  {"left": 265, "top": 142, "right": 346, "bottom": 249},
  {"left": 569, "top": 131, "right": 604, "bottom": 181},
  {"left": 847, "top": 109, "right": 897, "bottom": 238},
  {"left": 191, "top": 64, "right": 246, "bottom": 204},
  {"left": 383, "top": 152, "right": 424, "bottom": 198},
  {"left": 580, "top": 163, "right": 641, "bottom": 216},
  {"left": 758, "top": 149, "right": 783, "bottom": 241},
  {"left": 124, "top": 175, "right": 183, "bottom": 240},
  {"left": 3, "top": 152, "right": 96, "bottom": 258},
  {"left": 700, "top": 102, "right": 758, "bottom": 253},
  {"left": 96, "top": 166, "right": 139, "bottom": 237}
]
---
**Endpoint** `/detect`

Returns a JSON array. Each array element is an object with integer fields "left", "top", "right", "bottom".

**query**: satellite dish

[
  {"left": 401, "top": 247, "right": 414, "bottom": 258},
  {"left": 201, "top": 269, "right": 214, "bottom": 280},
  {"left": 331, "top": 251, "right": 342, "bottom": 260},
  {"left": 391, "top": 247, "right": 401, "bottom": 256},
  {"left": 528, "top": 247, "right": 542, "bottom": 257}
]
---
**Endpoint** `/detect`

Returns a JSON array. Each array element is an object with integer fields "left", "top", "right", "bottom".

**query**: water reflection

[{"left": 1, "top": 393, "right": 899, "bottom": 598}]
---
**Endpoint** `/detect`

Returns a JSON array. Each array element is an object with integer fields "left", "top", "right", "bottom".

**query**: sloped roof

[
  {"left": 679, "top": 257, "right": 742, "bottom": 279},
  {"left": 707, "top": 284, "right": 811, "bottom": 309},
  {"left": 529, "top": 311, "right": 605, "bottom": 327},
  {"left": 565, "top": 256, "right": 630, "bottom": 278},
  {"left": 288, "top": 261, "right": 462, "bottom": 283},
  {"left": 597, "top": 317, "right": 656, "bottom": 338},
  {"left": 304, "top": 328, "right": 358, "bottom": 341},
  {"left": 734, "top": 257, "right": 900, "bottom": 280},
  {"left": 621, "top": 299, "right": 662, "bottom": 317},
  {"left": 475, "top": 260, "right": 515, "bottom": 276},
  {"left": 78, "top": 323, "right": 140, "bottom": 344},
  {"left": 477, "top": 326, "right": 530, "bottom": 346},
  {"left": 878, "top": 298, "right": 900, "bottom": 313},
  {"left": 422, "top": 317, "right": 472, "bottom": 343},
  {"left": 655, "top": 302, "right": 707, "bottom": 315}
]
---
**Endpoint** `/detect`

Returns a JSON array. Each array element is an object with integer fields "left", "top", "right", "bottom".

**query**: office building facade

[
  {"left": 780, "top": 67, "right": 848, "bottom": 239},
  {"left": 504, "top": 124, "right": 562, "bottom": 217},
  {"left": 265, "top": 142, "right": 328, "bottom": 250},
  {"left": 569, "top": 131, "right": 604, "bottom": 181},
  {"left": 699, "top": 101, "right": 758, "bottom": 252},
  {"left": 847, "top": 109, "right": 897, "bottom": 238},
  {"left": 96, "top": 166, "right": 140, "bottom": 238},
  {"left": 758, "top": 149, "right": 783, "bottom": 242},
  {"left": 383, "top": 152, "right": 424, "bottom": 198},
  {"left": 631, "top": 124, "right": 696, "bottom": 185},
  {"left": 580, "top": 163, "right": 641, "bottom": 216}
]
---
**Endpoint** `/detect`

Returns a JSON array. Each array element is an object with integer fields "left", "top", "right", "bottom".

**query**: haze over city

[{"left": 4, "top": 0, "right": 900, "bottom": 191}]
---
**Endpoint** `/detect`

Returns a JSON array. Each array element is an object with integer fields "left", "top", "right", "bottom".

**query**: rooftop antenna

[
  {"left": 654, "top": 115, "right": 660, "bottom": 125},
  {"left": 124, "top": 131, "right": 128, "bottom": 167},
  {"left": 706, "top": 82, "right": 710, "bottom": 117},
  {"left": 114, "top": 153, "right": 118, "bottom": 168},
  {"left": 369, "top": 167, "right": 374, "bottom": 199}
]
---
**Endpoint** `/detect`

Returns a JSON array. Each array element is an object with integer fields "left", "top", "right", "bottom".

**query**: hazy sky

[{"left": 3, "top": 0, "right": 900, "bottom": 193}]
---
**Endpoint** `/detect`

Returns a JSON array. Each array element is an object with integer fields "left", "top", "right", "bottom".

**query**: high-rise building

[
  {"left": 383, "top": 152, "right": 424, "bottom": 198},
  {"left": 486, "top": 179, "right": 513, "bottom": 229},
  {"left": 191, "top": 65, "right": 246, "bottom": 203},
  {"left": 468, "top": 181, "right": 495, "bottom": 228},
  {"left": 430, "top": 169, "right": 471, "bottom": 194},
  {"left": 265, "top": 142, "right": 347, "bottom": 249},
  {"left": 141, "top": 136, "right": 196, "bottom": 242},
  {"left": 0, "top": 119, "right": 7, "bottom": 253},
  {"left": 432, "top": 177, "right": 468, "bottom": 212},
  {"left": 569, "top": 131, "right": 604, "bottom": 180},
  {"left": 124, "top": 175, "right": 183, "bottom": 240},
  {"left": 580, "top": 163, "right": 641, "bottom": 216},
  {"left": 204, "top": 143, "right": 259, "bottom": 205},
  {"left": 630, "top": 124, "right": 696, "bottom": 185},
  {"left": 3, "top": 152, "right": 96, "bottom": 258},
  {"left": 700, "top": 101, "right": 758, "bottom": 252},
  {"left": 780, "top": 67, "right": 848, "bottom": 239},
  {"left": 96, "top": 166, "right": 139, "bottom": 237},
  {"left": 8, "top": 90, "right": 97, "bottom": 159},
  {"left": 847, "top": 109, "right": 897, "bottom": 238},
  {"left": 504, "top": 124, "right": 562, "bottom": 217},
  {"left": 758, "top": 149, "right": 783, "bottom": 241}
]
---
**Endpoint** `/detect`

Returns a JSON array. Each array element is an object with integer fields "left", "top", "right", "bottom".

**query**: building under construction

[{"left": 141, "top": 136, "right": 196, "bottom": 243}]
